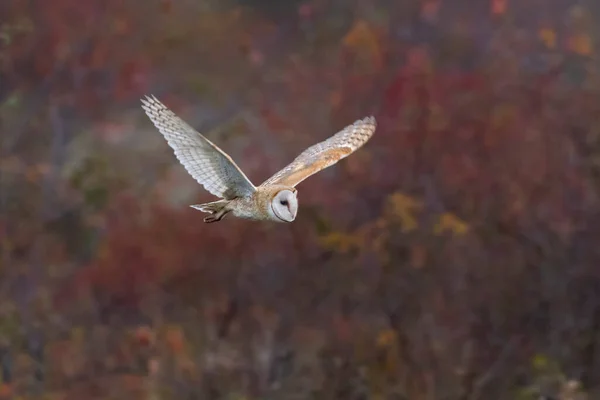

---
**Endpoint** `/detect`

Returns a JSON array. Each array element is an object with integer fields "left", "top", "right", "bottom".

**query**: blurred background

[{"left": 1, "top": 0, "right": 600, "bottom": 398}]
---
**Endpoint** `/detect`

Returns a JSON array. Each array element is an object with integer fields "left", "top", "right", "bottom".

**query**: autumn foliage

[{"left": 1, "top": 0, "right": 600, "bottom": 399}]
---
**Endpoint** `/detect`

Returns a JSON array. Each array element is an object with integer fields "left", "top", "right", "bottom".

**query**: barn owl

[{"left": 141, "top": 95, "right": 376, "bottom": 223}]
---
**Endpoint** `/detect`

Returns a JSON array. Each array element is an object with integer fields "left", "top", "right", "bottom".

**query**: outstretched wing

[
  {"left": 261, "top": 116, "right": 376, "bottom": 188},
  {"left": 141, "top": 95, "right": 256, "bottom": 200}
]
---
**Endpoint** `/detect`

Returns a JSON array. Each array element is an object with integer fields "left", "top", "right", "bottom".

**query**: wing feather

[
  {"left": 141, "top": 95, "right": 256, "bottom": 199},
  {"left": 261, "top": 116, "right": 376, "bottom": 187}
]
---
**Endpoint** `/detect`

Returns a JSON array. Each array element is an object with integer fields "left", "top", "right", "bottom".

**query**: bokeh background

[{"left": 2, "top": 0, "right": 600, "bottom": 398}]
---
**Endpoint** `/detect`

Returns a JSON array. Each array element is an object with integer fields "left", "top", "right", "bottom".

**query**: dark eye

[{"left": 280, "top": 199, "right": 288, "bottom": 206}]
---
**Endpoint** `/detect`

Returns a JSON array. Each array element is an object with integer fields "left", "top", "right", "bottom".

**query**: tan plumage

[{"left": 141, "top": 95, "right": 376, "bottom": 223}]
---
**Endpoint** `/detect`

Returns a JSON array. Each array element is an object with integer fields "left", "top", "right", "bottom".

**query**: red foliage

[{"left": 4, "top": 0, "right": 600, "bottom": 398}]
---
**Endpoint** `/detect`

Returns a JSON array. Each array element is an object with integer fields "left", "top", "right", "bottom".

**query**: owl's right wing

[{"left": 141, "top": 95, "right": 256, "bottom": 200}]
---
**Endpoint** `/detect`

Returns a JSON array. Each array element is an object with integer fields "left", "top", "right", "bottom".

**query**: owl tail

[{"left": 190, "top": 200, "right": 231, "bottom": 223}]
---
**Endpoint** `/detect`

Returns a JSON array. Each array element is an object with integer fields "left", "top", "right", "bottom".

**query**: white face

[{"left": 270, "top": 189, "right": 298, "bottom": 222}]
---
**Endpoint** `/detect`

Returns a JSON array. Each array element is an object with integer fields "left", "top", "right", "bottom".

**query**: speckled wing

[
  {"left": 261, "top": 116, "right": 376, "bottom": 187},
  {"left": 141, "top": 95, "right": 256, "bottom": 200}
]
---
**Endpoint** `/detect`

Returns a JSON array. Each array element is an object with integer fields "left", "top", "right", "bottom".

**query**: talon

[{"left": 204, "top": 214, "right": 222, "bottom": 223}]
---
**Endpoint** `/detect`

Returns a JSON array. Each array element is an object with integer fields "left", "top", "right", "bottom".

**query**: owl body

[
  {"left": 193, "top": 185, "right": 297, "bottom": 223},
  {"left": 141, "top": 95, "right": 376, "bottom": 223}
]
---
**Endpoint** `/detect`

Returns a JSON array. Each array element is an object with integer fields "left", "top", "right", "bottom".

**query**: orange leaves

[
  {"left": 133, "top": 324, "right": 191, "bottom": 368},
  {"left": 319, "top": 231, "right": 363, "bottom": 254},
  {"left": 0, "top": 384, "right": 12, "bottom": 398},
  {"left": 0, "top": 153, "right": 54, "bottom": 186},
  {"left": 342, "top": 20, "right": 378, "bottom": 54},
  {"left": 165, "top": 325, "right": 186, "bottom": 355},
  {"left": 373, "top": 328, "right": 401, "bottom": 381},
  {"left": 433, "top": 213, "right": 469, "bottom": 236},
  {"left": 386, "top": 193, "right": 422, "bottom": 233},
  {"left": 567, "top": 33, "right": 593, "bottom": 56},
  {"left": 386, "top": 193, "right": 469, "bottom": 237},
  {"left": 342, "top": 19, "right": 383, "bottom": 71},
  {"left": 320, "top": 192, "right": 434, "bottom": 261},
  {"left": 539, "top": 28, "right": 557, "bottom": 49},
  {"left": 542, "top": 13, "right": 593, "bottom": 55},
  {"left": 24, "top": 162, "right": 52, "bottom": 183},
  {"left": 376, "top": 329, "right": 397, "bottom": 348},
  {"left": 491, "top": 3, "right": 595, "bottom": 56},
  {"left": 318, "top": 191, "right": 470, "bottom": 268}
]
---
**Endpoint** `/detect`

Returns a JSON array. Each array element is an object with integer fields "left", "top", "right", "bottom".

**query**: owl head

[{"left": 268, "top": 187, "right": 298, "bottom": 222}]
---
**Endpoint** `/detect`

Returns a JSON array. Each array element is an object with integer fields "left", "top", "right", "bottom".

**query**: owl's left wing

[{"left": 261, "top": 116, "right": 376, "bottom": 188}]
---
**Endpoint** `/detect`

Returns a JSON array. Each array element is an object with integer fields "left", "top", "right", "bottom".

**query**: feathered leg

[{"left": 190, "top": 200, "right": 231, "bottom": 223}]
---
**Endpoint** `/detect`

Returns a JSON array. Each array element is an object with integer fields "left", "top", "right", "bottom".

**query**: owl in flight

[{"left": 141, "top": 95, "right": 376, "bottom": 223}]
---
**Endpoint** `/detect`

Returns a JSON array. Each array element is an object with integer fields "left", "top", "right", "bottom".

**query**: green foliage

[
  {"left": 515, "top": 355, "right": 588, "bottom": 399},
  {"left": 69, "top": 155, "right": 117, "bottom": 210},
  {"left": 0, "top": 17, "right": 33, "bottom": 45}
]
